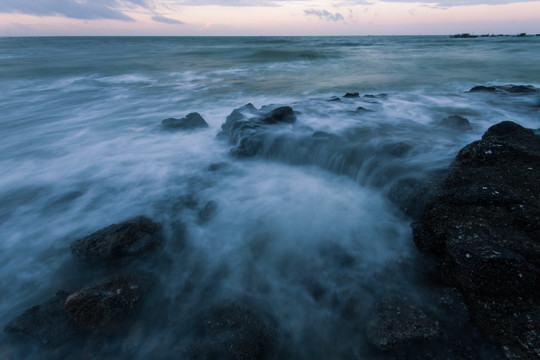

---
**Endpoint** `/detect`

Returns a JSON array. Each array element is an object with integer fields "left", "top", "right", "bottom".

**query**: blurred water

[{"left": 0, "top": 36, "right": 539, "bottom": 359}]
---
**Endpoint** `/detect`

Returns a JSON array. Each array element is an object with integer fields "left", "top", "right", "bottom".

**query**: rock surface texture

[
  {"left": 412, "top": 121, "right": 540, "bottom": 359},
  {"left": 161, "top": 112, "right": 208, "bottom": 130},
  {"left": 71, "top": 216, "right": 163, "bottom": 263}
]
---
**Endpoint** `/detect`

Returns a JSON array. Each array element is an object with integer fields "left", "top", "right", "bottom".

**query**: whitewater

[{"left": 0, "top": 36, "right": 539, "bottom": 359}]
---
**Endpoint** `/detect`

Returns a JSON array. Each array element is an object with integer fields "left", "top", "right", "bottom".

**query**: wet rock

[
  {"left": 186, "top": 302, "right": 278, "bottom": 360},
  {"left": 438, "top": 115, "right": 472, "bottom": 131},
  {"left": 161, "top": 112, "right": 208, "bottom": 130},
  {"left": 71, "top": 216, "right": 164, "bottom": 263},
  {"left": 328, "top": 96, "right": 341, "bottom": 102},
  {"left": 468, "top": 85, "right": 538, "bottom": 94},
  {"left": 197, "top": 200, "right": 218, "bottom": 224},
  {"left": 356, "top": 106, "right": 372, "bottom": 112},
  {"left": 261, "top": 106, "right": 296, "bottom": 124},
  {"left": 4, "top": 291, "right": 80, "bottom": 346},
  {"left": 344, "top": 92, "right": 360, "bottom": 98},
  {"left": 366, "top": 296, "right": 441, "bottom": 350},
  {"left": 381, "top": 142, "right": 412, "bottom": 157},
  {"left": 64, "top": 276, "right": 150, "bottom": 331},
  {"left": 412, "top": 121, "right": 540, "bottom": 358},
  {"left": 388, "top": 169, "right": 448, "bottom": 219}
]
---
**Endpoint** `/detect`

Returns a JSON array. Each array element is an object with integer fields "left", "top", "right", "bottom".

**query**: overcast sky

[{"left": 1, "top": 0, "right": 539, "bottom": 36}]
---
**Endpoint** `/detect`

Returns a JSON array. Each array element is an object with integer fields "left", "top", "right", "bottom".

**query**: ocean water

[{"left": 0, "top": 36, "right": 539, "bottom": 359}]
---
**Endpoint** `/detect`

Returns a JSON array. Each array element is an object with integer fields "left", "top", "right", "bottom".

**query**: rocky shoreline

[{"left": 4, "top": 85, "right": 539, "bottom": 359}]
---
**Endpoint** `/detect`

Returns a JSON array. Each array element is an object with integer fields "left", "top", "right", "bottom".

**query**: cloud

[
  {"left": 304, "top": 9, "right": 345, "bottom": 22},
  {"left": 0, "top": 0, "right": 151, "bottom": 20},
  {"left": 152, "top": 14, "right": 184, "bottom": 23},
  {"left": 376, "top": 0, "right": 540, "bottom": 6}
]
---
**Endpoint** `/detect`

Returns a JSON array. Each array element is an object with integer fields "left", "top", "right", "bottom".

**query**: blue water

[{"left": 0, "top": 36, "right": 539, "bottom": 359}]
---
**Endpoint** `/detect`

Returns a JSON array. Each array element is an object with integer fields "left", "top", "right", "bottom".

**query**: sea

[{"left": 0, "top": 36, "right": 539, "bottom": 359}]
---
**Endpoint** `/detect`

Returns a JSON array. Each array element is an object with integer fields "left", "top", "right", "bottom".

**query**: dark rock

[
  {"left": 366, "top": 296, "right": 441, "bottom": 350},
  {"left": 438, "top": 115, "right": 472, "bottom": 131},
  {"left": 208, "top": 162, "right": 229, "bottom": 171},
  {"left": 161, "top": 112, "right": 208, "bottom": 130},
  {"left": 356, "top": 106, "right": 372, "bottom": 112},
  {"left": 261, "top": 106, "right": 296, "bottom": 124},
  {"left": 468, "top": 85, "right": 538, "bottom": 94},
  {"left": 388, "top": 169, "right": 448, "bottom": 219},
  {"left": 412, "top": 121, "right": 540, "bottom": 358},
  {"left": 186, "top": 302, "right": 278, "bottom": 360},
  {"left": 64, "top": 276, "right": 150, "bottom": 331},
  {"left": 381, "top": 142, "right": 412, "bottom": 157},
  {"left": 328, "top": 97, "right": 341, "bottom": 102},
  {"left": 71, "top": 216, "right": 164, "bottom": 263},
  {"left": 197, "top": 200, "right": 218, "bottom": 224},
  {"left": 344, "top": 92, "right": 360, "bottom": 98},
  {"left": 4, "top": 291, "right": 80, "bottom": 346}
]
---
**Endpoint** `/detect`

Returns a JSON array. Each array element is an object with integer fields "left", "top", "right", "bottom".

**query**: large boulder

[
  {"left": 64, "top": 276, "right": 150, "bottom": 331},
  {"left": 4, "top": 291, "right": 80, "bottom": 346},
  {"left": 468, "top": 85, "right": 538, "bottom": 94},
  {"left": 412, "top": 121, "right": 540, "bottom": 358},
  {"left": 162, "top": 112, "right": 208, "bottom": 130},
  {"left": 71, "top": 216, "right": 164, "bottom": 263}
]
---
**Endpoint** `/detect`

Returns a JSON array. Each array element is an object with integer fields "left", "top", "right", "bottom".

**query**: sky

[{"left": 0, "top": 0, "right": 539, "bottom": 36}]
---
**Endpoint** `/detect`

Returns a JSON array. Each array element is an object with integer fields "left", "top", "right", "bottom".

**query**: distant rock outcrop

[{"left": 412, "top": 121, "right": 540, "bottom": 359}]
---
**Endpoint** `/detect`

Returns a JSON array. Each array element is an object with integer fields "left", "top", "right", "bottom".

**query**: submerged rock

[
  {"left": 161, "top": 112, "right": 208, "bottom": 130},
  {"left": 438, "top": 115, "right": 472, "bottom": 131},
  {"left": 412, "top": 121, "right": 540, "bottom": 358},
  {"left": 366, "top": 296, "right": 441, "bottom": 350},
  {"left": 197, "top": 200, "right": 218, "bottom": 224},
  {"left": 71, "top": 216, "right": 164, "bottom": 263},
  {"left": 343, "top": 92, "right": 360, "bottom": 98},
  {"left": 4, "top": 291, "right": 80, "bottom": 346},
  {"left": 186, "top": 302, "right": 278, "bottom": 360},
  {"left": 64, "top": 276, "right": 150, "bottom": 331}
]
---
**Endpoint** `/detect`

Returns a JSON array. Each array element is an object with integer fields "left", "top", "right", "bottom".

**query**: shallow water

[{"left": 0, "top": 36, "right": 539, "bottom": 359}]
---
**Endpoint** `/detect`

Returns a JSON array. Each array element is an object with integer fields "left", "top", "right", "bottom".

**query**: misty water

[{"left": 1, "top": 36, "right": 539, "bottom": 359}]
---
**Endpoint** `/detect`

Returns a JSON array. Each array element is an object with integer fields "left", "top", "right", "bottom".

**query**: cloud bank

[
  {"left": 152, "top": 15, "right": 184, "bottom": 24},
  {"left": 304, "top": 9, "right": 345, "bottom": 22}
]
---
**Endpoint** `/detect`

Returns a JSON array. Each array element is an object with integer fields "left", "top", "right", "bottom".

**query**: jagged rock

[
  {"left": 161, "top": 112, "right": 208, "bottom": 130},
  {"left": 64, "top": 276, "right": 150, "bottom": 331},
  {"left": 412, "top": 121, "right": 540, "bottom": 358},
  {"left": 71, "top": 216, "right": 164, "bottom": 263},
  {"left": 4, "top": 291, "right": 80, "bottom": 346},
  {"left": 366, "top": 296, "right": 441, "bottom": 350},
  {"left": 186, "top": 302, "right": 278, "bottom": 360},
  {"left": 438, "top": 115, "right": 472, "bottom": 131}
]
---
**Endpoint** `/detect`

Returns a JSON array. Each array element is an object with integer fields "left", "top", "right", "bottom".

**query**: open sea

[{"left": 1, "top": 36, "right": 539, "bottom": 359}]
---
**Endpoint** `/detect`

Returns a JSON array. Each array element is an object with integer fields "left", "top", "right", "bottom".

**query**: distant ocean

[{"left": 1, "top": 36, "right": 539, "bottom": 359}]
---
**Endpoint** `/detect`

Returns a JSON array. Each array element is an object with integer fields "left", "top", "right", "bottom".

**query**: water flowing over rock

[
  {"left": 438, "top": 115, "right": 472, "bottom": 131},
  {"left": 468, "top": 84, "right": 538, "bottom": 94},
  {"left": 4, "top": 291, "right": 80, "bottom": 346},
  {"left": 71, "top": 216, "right": 164, "bottom": 263},
  {"left": 161, "top": 112, "right": 208, "bottom": 130},
  {"left": 186, "top": 302, "right": 278, "bottom": 360},
  {"left": 412, "top": 121, "right": 540, "bottom": 359},
  {"left": 64, "top": 276, "right": 151, "bottom": 331}
]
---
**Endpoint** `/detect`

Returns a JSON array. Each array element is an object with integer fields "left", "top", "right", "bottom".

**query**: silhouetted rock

[
  {"left": 366, "top": 296, "right": 441, "bottom": 350},
  {"left": 4, "top": 291, "right": 80, "bottom": 346},
  {"left": 468, "top": 85, "right": 538, "bottom": 94},
  {"left": 186, "top": 302, "right": 278, "bottom": 360},
  {"left": 64, "top": 276, "right": 150, "bottom": 331},
  {"left": 344, "top": 92, "right": 360, "bottom": 98},
  {"left": 438, "top": 115, "right": 472, "bottom": 131},
  {"left": 412, "top": 121, "right": 540, "bottom": 358},
  {"left": 71, "top": 216, "right": 164, "bottom": 263},
  {"left": 162, "top": 112, "right": 208, "bottom": 130},
  {"left": 261, "top": 106, "right": 296, "bottom": 124},
  {"left": 356, "top": 106, "right": 372, "bottom": 112}
]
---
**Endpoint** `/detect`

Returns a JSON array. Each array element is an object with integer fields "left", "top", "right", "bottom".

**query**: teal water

[{"left": 0, "top": 36, "right": 539, "bottom": 359}]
